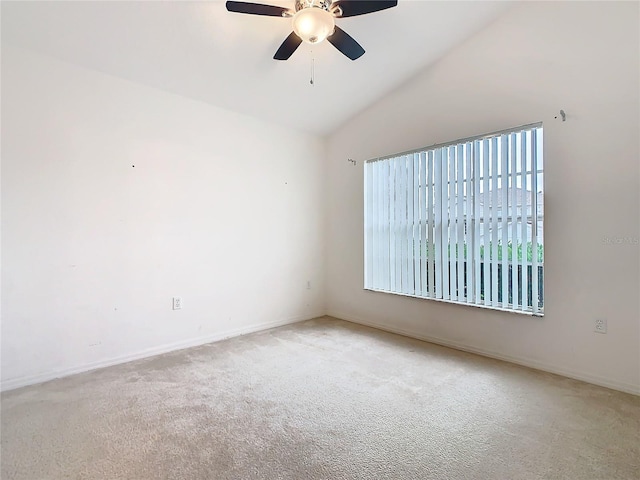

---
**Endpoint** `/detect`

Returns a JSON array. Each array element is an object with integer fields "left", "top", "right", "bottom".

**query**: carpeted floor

[{"left": 1, "top": 317, "right": 639, "bottom": 480}]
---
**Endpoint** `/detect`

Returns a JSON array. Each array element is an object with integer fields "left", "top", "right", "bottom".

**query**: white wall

[
  {"left": 1, "top": 46, "right": 326, "bottom": 390},
  {"left": 326, "top": 2, "right": 640, "bottom": 394}
]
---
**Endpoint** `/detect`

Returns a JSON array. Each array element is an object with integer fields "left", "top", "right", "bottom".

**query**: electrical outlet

[
  {"left": 173, "top": 297, "right": 182, "bottom": 310},
  {"left": 594, "top": 318, "right": 607, "bottom": 334}
]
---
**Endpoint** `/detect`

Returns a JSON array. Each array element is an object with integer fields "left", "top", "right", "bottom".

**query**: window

[{"left": 364, "top": 124, "right": 544, "bottom": 315}]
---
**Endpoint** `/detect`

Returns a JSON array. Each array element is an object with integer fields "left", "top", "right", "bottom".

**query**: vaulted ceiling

[{"left": 2, "top": 1, "right": 512, "bottom": 135}]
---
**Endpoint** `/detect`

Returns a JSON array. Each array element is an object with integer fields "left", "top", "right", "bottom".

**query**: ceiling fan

[{"left": 225, "top": 0, "right": 398, "bottom": 61}]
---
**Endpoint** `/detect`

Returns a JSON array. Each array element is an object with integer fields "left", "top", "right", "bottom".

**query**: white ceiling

[{"left": 2, "top": 0, "right": 512, "bottom": 135}]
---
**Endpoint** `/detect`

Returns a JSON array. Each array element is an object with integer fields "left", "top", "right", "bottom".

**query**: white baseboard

[
  {"left": 328, "top": 310, "right": 640, "bottom": 396},
  {"left": 5, "top": 311, "right": 637, "bottom": 396},
  {"left": 1, "top": 312, "right": 323, "bottom": 392}
]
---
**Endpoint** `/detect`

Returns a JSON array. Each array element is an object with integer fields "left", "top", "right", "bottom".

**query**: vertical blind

[{"left": 364, "top": 124, "right": 544, "bottom": 314}]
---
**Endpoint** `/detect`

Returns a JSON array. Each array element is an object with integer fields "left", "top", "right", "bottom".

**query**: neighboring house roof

[{"left": 477, "top": 188, "right": 544, "bottom": 215}]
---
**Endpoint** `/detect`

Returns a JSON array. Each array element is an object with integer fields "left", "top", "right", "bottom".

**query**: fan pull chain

[{"left": 310, "top": 52, "right": 315, "bottom": 86}]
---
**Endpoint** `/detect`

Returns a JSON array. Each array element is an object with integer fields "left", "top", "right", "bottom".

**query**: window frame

[{"left": 363, "top": 122, "right": 544, "bottom": 316}]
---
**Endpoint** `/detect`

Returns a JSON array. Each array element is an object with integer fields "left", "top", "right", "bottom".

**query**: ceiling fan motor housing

[{"left": 295, "top": 0, "right": 333, "bottom": 13}]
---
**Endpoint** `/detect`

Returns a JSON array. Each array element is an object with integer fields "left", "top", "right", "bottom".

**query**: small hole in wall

[{"left": 132, "top": 165, "right": 135, "bottom": 168}]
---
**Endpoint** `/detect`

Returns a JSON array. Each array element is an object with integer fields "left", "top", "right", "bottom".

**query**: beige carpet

[{"left": 1, "top": 317, "right": 639, "bottom": 480}]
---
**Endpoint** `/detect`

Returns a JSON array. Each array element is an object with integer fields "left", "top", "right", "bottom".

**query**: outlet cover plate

[
  {"left": 594, "top": 318, "right": 607, "bottom": 334},
  {"left": 173, "top": 297, "right": 182, "bottom": 310}
]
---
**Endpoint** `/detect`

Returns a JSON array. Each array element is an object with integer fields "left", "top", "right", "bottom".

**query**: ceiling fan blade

[
  {"left": 327, "top": 26, "right": 365, "bottom": 60},
  {"left": 274, "top": 32, "right": 303, "bottom": 60},
  {"left": 333, "top": 0, "right": 397, "bottom": 17},
  {"left": 226, "top": 1, "right": 290, "bottom": 17}
]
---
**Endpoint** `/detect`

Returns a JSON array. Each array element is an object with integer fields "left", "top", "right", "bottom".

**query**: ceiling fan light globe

[{"left": 292, "top": 7, "right": 335, "bottom": 44}]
